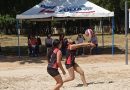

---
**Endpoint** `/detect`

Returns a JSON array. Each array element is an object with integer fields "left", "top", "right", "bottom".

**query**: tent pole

[
  {"left": 16, "top": 19, "right": 20, "bottom": 58},
  {"left": 52, "top": 16, "right": 54, "bottom": 21},
  {"left": 112, "top": 17, "right": 115, "bottom": 55},
  {"left": 100, "top": 18, "right": 104, "bottom": 47},
  {"left": 125, "top": 0, "right": 129, "bottom": 65},
  {"left": 80, "top": 20, "right": 81, "bottom": 33}
]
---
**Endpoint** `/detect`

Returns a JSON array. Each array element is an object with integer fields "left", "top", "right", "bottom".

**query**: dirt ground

[{"left": 0, "top": 54, "right": 130, "bottom": 90}]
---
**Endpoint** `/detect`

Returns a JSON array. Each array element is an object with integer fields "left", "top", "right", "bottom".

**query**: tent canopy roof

[{"left": 16, "top": 0, "right": 114, "bottom": 20}]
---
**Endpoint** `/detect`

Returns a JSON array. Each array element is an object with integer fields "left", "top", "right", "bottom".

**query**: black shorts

[
  {"left": 47, "top": 67, "right": 59, "bottom": 77},
  {"left": 65, "top": 63, "right": 76, "bottom": 69}
]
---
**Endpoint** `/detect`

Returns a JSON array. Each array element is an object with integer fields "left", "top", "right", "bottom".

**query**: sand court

[{"left": 0, "top": 55, "right": 130, "bottom": 90}]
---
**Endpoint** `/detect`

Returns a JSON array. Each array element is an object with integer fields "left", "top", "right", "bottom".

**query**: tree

[
  {"left": 0, "top": 0, "right": 129, "bottom": 34},
  {"left": 91, "top": 0, "right": 126, "bottom": 33},
  {"left": 0, "top": 0, "right": 42, "bottom": 16},
  {"left": 0, "top": 0, "right": 42, "bottom": 34}
]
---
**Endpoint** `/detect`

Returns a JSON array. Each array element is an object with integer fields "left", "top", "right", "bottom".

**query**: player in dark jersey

[
  {"left": 47, "top": 39, "right": 66, "bottom": 90},
  {"left": 63, "top": 38, "right": 95, "bottom": 86}
]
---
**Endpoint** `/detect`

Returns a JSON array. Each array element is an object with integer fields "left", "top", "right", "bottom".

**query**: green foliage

[
  {"left": 91, "top": 0, "right": 127, "bottom": 33},
  {"left": 0, "top": 0, "right": 129, "bottom": 34},
  {"left": 0, "top": 0, "right": 42, "bottom": 16},
  {"left": 91, "top": 0, "right": 116, "bottom": 11},
  {"left": 0, "top": 15, "right": 16, "bottom": 35},
  {"left": 0, "top": 15, "right": 15, "bottom": 26},
  {"left": 0, "top": 0, "right": 41, "bottom": 34}
]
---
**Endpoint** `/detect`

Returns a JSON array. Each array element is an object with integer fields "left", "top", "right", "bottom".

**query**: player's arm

[
  {"left": 69, "top": 42, "right": 95, "bottom": 50},
  {"left": 57, "top": 50, "right": 66, "bottom": 75}
]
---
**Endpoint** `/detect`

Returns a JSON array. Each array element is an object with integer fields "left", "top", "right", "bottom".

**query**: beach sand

[{"left": 0, "top": 54, "right": 130, "bottom": 90}]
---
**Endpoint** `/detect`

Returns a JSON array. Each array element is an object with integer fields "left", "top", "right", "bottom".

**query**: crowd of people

[
  {"left": 27, "top": 27, "right": 98, "bottom": 57},
  {"left": 45, "top": 28, "right": 98, "bottom": 56}
]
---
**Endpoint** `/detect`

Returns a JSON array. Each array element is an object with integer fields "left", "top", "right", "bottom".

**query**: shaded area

[
  {"left": 0, "top": 56, "right": 46, "bottom": 64},
  {"left": 0, "top": 45, "right": 46, "bottom": 56},
  {"left": 0, "top": 45, "right": 126, "bottom": 56},
  {"left": 0, "top": 45, "right": 47, "bottom": 64},
  {"left": 0, "top": 45, "right": 126, "bottom": 63},
  {"left": 82, "top": 45, "right": 125, "bottom": 55},
  {"left": 99, "top": 45, "right": 125, "bottom": 54},
  {"left": 76, "top": 81, "right": 114, "bottom": 87},
  {"left": 19, "top": 57, "right": 46, "bottom": 64}
]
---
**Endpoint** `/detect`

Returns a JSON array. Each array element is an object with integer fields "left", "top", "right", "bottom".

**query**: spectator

[
  {"left": 0, "top": 43, "right": 1, "bottom": 55},
  {"left": 76, "top": 33, "right": 85, "bottom": 55},
  {"left": 36, "top": 36, "right": 42, "bottom": 56},
  {"left": 45, "top": 34, "right": 53, "bottom": 56},
  {"left": 28, "top": 35, "right": 32, "bottom": 56},
  {"left": 30, "top": 36, "right": 37, "bottom": 57},
  {"left": 85, "top": 27, "right": 94, "bottom": 42},
  {"left": 59, "top": 33, "right": 64, "bottom": 42},
  {"left": 59, "top": 33, "right": 66, "bottom": 56},
  {"left": 90, "top": 33, "right": 98, "bottom": 54},
  {"left": 85, "top": 27, "right": 98, "bottom": 54}
]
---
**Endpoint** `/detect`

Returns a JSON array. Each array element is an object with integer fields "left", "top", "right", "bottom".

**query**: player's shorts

[
  {"left": 47, "top": 67, "right": 59, "bottom": 77},
  {"left": 65, "top": 62, "right": 76, "bottom": 69}
]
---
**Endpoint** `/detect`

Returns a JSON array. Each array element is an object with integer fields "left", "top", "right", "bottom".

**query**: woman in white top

[
  {"left": 45, "top": 34, "right": 53, "bottom": 55},
  {"left": 85, "top": 28, "right": 94, "bottom": 42},
  {"left": 76, "top": 33, "right": 85, "bottom": 55},
  {"left": 85, "top": 28, "right": 98, "bottom": 54}
]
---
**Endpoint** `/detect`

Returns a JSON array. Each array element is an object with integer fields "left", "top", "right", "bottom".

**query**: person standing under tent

[
  {"left": 85, "top": 27, "right": 94, "bottom": 42},
  {"left": 35, "top": 36, "right": 42, "bottom": 56},
  {"left": 85, "top": 27, "right": 98, "bottom": 54},
  {"left": 30, "top": 36, "right": 37, "bottom": 57},
  {"left": 45, "top": 34, "right": 53, "bottom": 56},
  {"left": 90, "top": 33, "right": 98, "bottom": 54},
  {"left": 76, "top": 33, "right": 85, "bottom": 55},
  {"left": 28, "top": 35, "right": 32, "bottom": 56},
  {"left": 59, "top": 33, "right": 66, "bottom": 56},
  {"left": 0, "top": 43, "right": 1, "bottom": 54},
  {"left": 47, "top": 39, "right": 66, "bottom": 90}
]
